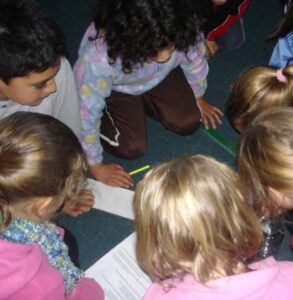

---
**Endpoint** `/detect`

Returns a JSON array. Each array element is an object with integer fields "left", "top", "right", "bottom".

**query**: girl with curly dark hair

[{"left": 74, "top": 0, "right": 223, "bottom": 188}]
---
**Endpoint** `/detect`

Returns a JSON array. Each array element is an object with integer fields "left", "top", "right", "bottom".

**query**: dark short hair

[
  {"left": 0, "top": 0, "right": 66, "bottom": 83},
  {"left": 91, "top": 0, "right": 203, "bottom": 73}
]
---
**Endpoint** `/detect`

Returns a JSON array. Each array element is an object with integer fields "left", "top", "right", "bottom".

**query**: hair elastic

[{"left": 276, "top": 69, "right": 287, "bottom": 83}]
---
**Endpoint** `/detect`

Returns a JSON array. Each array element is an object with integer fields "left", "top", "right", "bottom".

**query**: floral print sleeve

[
  {"left": 74, "top": 32, "right": 113, "bottom": 165},
  {"left": 180, "top": 35, "right": 209, "bottom": 98}
]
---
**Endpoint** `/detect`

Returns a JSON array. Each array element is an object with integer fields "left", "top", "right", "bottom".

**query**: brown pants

[{"left": 100, "top": 67, "right": 201, "bottom": 159}]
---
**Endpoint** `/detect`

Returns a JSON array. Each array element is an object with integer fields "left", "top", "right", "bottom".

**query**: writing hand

[{"left": 90, "top": 162, "right": 133, "bottom": 188}]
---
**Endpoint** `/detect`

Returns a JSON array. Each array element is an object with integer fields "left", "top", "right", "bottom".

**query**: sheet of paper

[
  {"left": 85, "top": 232, "right": 151, "bottom": 300},
  {"left": 86, "top": 178, "right": 134, "bottom": 220}
]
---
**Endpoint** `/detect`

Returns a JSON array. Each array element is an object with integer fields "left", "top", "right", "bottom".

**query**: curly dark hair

[{"left": 91, "top": 0, "right": 203, "bottom": 73}]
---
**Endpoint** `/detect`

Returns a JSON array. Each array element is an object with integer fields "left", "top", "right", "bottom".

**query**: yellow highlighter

[{"left": 129, "top": 165, "right": 151, "bottom": 176}]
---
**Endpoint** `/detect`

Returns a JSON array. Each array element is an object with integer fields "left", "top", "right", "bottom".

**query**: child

[
  {"left": 225, "top": 64, "right": 293, "bottom": 133},
  {"left": 237, "top": 107, "right": 293, "bottom": 257},
  {"left": 74, "top": 0, "right": 223, "bottom": 188},
  {"left": 133, "top": 154, "right": 293, "bottom": 299},
  {"left": 0, "top": 0, "right": 94, "bottom": 216},
  {"left": 0, "top": 0, "right": 81, "bottom": 137},
  {"left": 269, "top": 0, "right": 293, "bottom": 67},
  {"left": 200, "top": 0, "right": 251, "bottom": 57},
  {"left": 0, "top": 111, "right": 104, "bottom": 300}
]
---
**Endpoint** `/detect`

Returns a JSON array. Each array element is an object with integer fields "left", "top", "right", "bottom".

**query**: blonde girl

[
  {"left": 237, "top": 107, "right": 293, "bottom": 218},
  {"left": 0, "top": 112, "right": 104, "bottom": 300},
  {"left": 237, "top": 107, "right": 293, "bottom": 259},
  {"left": 225, "top": 65, "right": 293, "bottom": 133},
  {"left": 133, "top": 154, "right": 293, "bottom": 300}
]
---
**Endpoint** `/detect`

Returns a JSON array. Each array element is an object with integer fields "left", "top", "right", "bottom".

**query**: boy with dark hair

[
  {"left": 0, "top": 0, "right": 81, "bottom": 138},
  {"left": 0, "top": 0, "right": 93, "bottom": 218}
]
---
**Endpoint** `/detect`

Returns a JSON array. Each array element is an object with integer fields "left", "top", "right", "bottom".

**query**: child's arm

[
  {"left": 90, "top": 163, "right": 133, "bottom": 188},
  {"left": 67, "top": 277, "right": 104, "bottom": 300},
  {"left": 74, "top": 41, "right": 132, "bottom": 188},
  {"left": 196, "top": 96, "right": 223, "bottom": 129},
  {"left": 181, "top": 37, "right": 223, "bottom": 129}
]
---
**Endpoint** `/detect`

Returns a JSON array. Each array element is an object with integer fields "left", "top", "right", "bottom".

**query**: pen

[{"left": 129, "top": 165, "right": 151, "bottom": 176}]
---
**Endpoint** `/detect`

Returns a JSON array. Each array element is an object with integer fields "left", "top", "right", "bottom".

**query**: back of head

[
  {"left": 237, "top": 107, "right": 293, "bottom": 217},
  {"left": 0, "top": 0, "right": 66, "bottom": 83},
  {"left": 0, "top": 112, "right": 86, "bottom": 229},
  {"left": 134, "top": 154, "right": 261, "bottom": 285},
  {"left": 225, "top": 65, "right": 293, "bottom": 133},
  {"left": 92, "top": 0, "right": 203, "bottom": 72}
]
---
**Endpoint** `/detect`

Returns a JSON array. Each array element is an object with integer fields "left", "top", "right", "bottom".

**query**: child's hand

[
  {"left": 196, "top": 96, "right": 223, "bottom": 129},
  {"left": 205, "top": 40, "right": 219, "bottom": 58},
  {"left": 63, "top": 189, "right": 95, "bottom": 217},
  {"left": 90, "top": 162, "right": 133, "bottom": 188}
]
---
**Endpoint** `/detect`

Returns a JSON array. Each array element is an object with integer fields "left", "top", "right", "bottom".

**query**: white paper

[
  {"left": 85, "top": 232, "right": 151, "bottom": 300},
  {"left": 86, "top": 178, "right": 134, "bottom": 220}
]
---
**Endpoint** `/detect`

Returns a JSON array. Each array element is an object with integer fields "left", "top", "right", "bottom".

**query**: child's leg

[
  {"left": 142, "top": 67, "right": 201, "bottom": 134},
  {"left": 100, "top": 67, "right": 200, "bottom": 160},
  {"left": 100, "top": 91, "right": 147, "bottom": 159},
  {"left": 216, "top": 18, "right": 245, "bottom": 51}
]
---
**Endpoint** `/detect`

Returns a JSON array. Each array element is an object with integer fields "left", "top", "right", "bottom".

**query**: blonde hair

[
  {"left": 237, "top": 107, "right": 293, "bottom": 217},
  {"left": 134, "top": 155, "right": 261, "bottom": 286},
  {"left": 226, "top": 65, "right": 293, "bottom": 132},
  {"left": 0, "top": 112, "right": 87, "bottom": 230}
]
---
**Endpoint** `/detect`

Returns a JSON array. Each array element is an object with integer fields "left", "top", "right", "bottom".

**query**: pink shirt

[
  {"left": 143, "top": 257, "right": 293, "bottom": 300},
  {"left": 0, "top": 238, "right": 104, "bottom": 300}
]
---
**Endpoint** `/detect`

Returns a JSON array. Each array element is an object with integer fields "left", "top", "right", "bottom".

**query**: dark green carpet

[{"left": 37, "top": 0, "right": 293, "bottom": 268}]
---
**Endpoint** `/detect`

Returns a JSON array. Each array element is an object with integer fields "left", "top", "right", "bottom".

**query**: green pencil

[
  {"left": 200, "top": 124, "right": 236, "bottom": 156},
  {"left": 129, "top": 164, "right": 151, "bottom": 176}
]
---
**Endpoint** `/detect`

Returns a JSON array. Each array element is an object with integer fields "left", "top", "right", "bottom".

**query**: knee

[
  {"left": 116, "top": 139, "right": 147, "bottom": 159},
  {"left": 168, "top": 113, "right": 201, "bottom": 135},
  {"left": 178, "top": 119, "right": 200, "bottom": 135}
]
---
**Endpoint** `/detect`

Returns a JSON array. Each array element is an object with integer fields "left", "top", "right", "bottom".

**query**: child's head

[
  {"left": 92, "top": 0, "right": 203, "bottom": 72},
  {"left": 0, "top": 112, "right": 86, "bottom": 229},
  {"left": 134, "top": 155, "right": 261, "bottom": 285},
  {"left": 269, "top": 0, "right": 293, "bottom": 42},
  {"left": 0, "top": 0, "right": 66, "bottom": 105},
  {"left": 225, "top": 65, "right": 293, "bottom": 133},
  {"left": 237, "top": 107, "right": 293, "bottom": 218}
]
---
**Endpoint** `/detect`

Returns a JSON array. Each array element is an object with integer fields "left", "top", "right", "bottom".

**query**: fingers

[
  {"left": 90, "top": 163, "right": 133, "bottom": 188},
  {"left": 197, "top": 98, "right": 223, "bottom": 130},
  {"left": 204, "top": 109, "right": 222, "bottom": 129},
  {"left": 205, "top": 40, "right": 219, "bottom": 59},
  {"left": 103, "top": 165, "right": 133, "bottom": 188}
]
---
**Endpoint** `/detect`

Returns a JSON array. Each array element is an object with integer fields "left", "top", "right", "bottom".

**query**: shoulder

[
  {"left": 77, "top": 23, "right": 110, "bottom": 66},
  {"left": 0, "top": 239, "right": 64, "bottom": 299},
  {"left": 143, "top": 276, "right": 199, "bottom": 300}
]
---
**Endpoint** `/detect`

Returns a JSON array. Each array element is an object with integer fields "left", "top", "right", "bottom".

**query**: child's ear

[{"left": 33, "top": 197, "right": 55, "bottom": 220}]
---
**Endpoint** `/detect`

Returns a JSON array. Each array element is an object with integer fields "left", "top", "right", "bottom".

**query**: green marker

[
  {"left": 200, "top": 124, "right": 236, "bottom": 156},
  {"left": 129, "top": 164, "right": 151, "bottom": 176}
]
